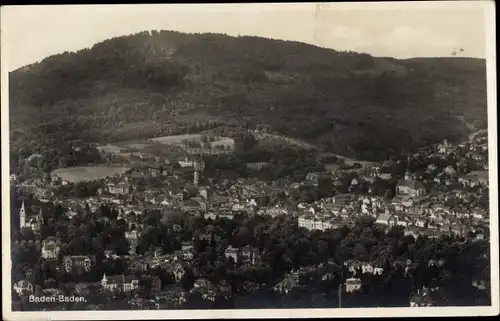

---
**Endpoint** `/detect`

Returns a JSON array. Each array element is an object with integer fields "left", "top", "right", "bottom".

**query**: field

[
  {"left": 51, "top": 166, "right": 129, "bottom": 183},
  {"left": 97, "top": 134, "right": 235, "bottom": 161},
  {"left": 151, "top": 134, "right": 235, "bottom": 149}
]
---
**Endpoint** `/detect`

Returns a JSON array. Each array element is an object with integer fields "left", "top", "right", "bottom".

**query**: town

[{"left": 10, "top": 128, "right": 491, "bottom": 310}]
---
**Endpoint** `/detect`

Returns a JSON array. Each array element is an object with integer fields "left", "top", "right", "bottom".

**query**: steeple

[
  {"left": 19, "top": 201, "right": 26, "bottom": 228},
  {"left": 404, "top": 154, "right": 412, "bottom": 181},
  {"left": 101, "top": 273, "right": 108, "bottom": 285}
]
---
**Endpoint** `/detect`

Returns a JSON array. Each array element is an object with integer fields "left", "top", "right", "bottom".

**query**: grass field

[
  {"left": 96, "top": 134, "right": 235, "bottom": 161},
  {"left": 51, "top": 166, "right": 129, "bottom": 183},
  {"left": 151, "top": 134, "right": 235, "bottom": 149}
]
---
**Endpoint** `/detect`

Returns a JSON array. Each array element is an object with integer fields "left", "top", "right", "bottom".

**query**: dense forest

[{"left": 9, "top": 30, "right": 488, "bottom": 163}]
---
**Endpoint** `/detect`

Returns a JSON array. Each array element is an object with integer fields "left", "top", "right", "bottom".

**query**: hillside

[{"left": 9, "top": 30, "right": 488, "bottom": 164}]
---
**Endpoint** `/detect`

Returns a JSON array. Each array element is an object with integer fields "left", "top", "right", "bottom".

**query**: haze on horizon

[{"left": 1, "top": 2, "right": 491, "bottom": 71}]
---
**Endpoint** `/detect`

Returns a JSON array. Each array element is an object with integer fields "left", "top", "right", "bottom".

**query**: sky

[{"left": 1, "top": 2, "right": 493, "bottom": 71}]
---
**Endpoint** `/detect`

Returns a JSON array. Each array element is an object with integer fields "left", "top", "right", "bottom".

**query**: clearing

[{"left": 51, "top": 166, "right": 129, "bottom": 183}]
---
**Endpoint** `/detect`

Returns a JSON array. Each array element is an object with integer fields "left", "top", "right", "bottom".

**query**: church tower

[
  {"left": 193, "top": 155, "right": 205, "bottom": 186},
  {"left": 101, "top": 273, "right": 108, "bottom": 287},
  {"left": 404, "top": 154, "right": 412, "bottom": 181},
  {"left": 19, "top": 201, "right": 26, "bottom": 229}
]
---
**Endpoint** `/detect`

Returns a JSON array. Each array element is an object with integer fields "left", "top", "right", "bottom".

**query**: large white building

[{"left": 101, "top": 274, "right": 139, "bottom": 292}]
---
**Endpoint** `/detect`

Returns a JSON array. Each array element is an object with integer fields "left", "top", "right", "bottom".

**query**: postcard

[{"left": 1, "top": 2, "right": 498, "bottom": 320}]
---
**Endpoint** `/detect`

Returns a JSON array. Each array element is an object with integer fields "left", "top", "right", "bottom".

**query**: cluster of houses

[{"left": 12, "top": 130, "right": 490, "bottom": 308}]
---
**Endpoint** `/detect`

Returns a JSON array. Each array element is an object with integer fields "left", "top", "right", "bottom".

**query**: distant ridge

[{"left": 9, "top": 30, "right": 487, "bottom": 163}]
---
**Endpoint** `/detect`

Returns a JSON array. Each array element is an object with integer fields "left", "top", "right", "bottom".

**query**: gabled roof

[{"left": 106, "top": 274, "right": 139, "bottom": 284}]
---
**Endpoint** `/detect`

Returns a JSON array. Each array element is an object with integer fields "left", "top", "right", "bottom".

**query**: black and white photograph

[{"left": 1, "top": 2, "right": 498, "bottom": 320}]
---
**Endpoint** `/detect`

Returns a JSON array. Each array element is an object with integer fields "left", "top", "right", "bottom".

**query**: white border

[{"left": 1, "top": 2, "right": 498, "bottom": 320}]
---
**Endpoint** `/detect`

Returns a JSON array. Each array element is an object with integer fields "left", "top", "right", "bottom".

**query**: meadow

[{"left": 51, "top": 166, "right": 129, "bottom": 183}]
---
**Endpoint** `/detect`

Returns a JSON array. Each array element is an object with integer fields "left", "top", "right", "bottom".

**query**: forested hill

[{"left": 9, "top": 30, "right": 487, "bottom": 161}]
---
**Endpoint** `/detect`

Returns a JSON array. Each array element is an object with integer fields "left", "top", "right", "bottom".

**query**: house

[
  {"left": 396, "top": 171, "right": 426, "bottom": 198},
  {"left": 426, "top": 164, "right": 438, "bottom": 173},
  {"left": 163, "top": 262, "right": 185, "bottom": 283},
  {"left": 224, "top": 245, "right": 239, "bottom": 263},
  {"left": 273, "top": 273, "right": 299, "bottom": 294},
  {"left": 199, "top": 187, "right": 211, "bottom": 200},
  {"left": 178, "top": 157, "right": 194, "bottom": 168},
  {"left": 240, "top": 246, "right": 260, "bottom": 265},
  {"left": 437, "top": 139, "right": 452, "bottom": 155},
  {"left": 180, "top": 199, "right": 206, "bottom": 213},
  {"left": 104, "top": 249, "right": 118, "bottom": 259},
  {"left": 459, "top": 171, "right": 489, "bottom": 187},
  {"left": 378, "top": 173, "right": 392, "bottom": 181},
  {"left": 191, "top": 278, "right": 216, "bottom": 301},
  {"left": 361, "top": 263, "right": 374, "bottom": 274},
  {"left": 107, "top": 183, "right": 131, "bottom": 195},
  {"left": 444, "top": 165, "right": 457, "bottom": 176},
  {"left": 375, "top": 213, "right": 397, "bottom": 227},
  {"left": 345, "top": 278, "right": 362, "bottom": 293},
  {"left": 101, "top": 273, "right": 139, "bottom": 292},
  {"left": 41, "top": 238, "right": 61, "bottom": 260},
  {"left": 13, "top": 280, "right": 33, "bottom": 295},
  {"left": 181, "top": 241, "right": 194, "bottom": 252},
  {"left": 157, "top": 286, "right": 187, "bottom": 307},
  {"left": 125, "top": 230, "right": 140, "bottom": 255},
  {"left": 62, "top": 255, "right": 95, "bottom": 274}
]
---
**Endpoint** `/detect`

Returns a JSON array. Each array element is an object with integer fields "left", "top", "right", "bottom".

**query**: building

[
  {"left": 193, "top": 157, "right": 205, "bottom": 186},
  {"left": 101, "top": 273, "right": 139, "bottom": 292},
  {"left": 171, "top": 263, "right": 185, "bottom": 282},
  {"left": 224, "top": 245, "right": 239, "bottom": 263},
  {"left": 158, "top": 261, "right": 186, "bottom": 283},
  {"left": 125, "top": 230, "right": 140, "bottom": 255},
  {"left": 13, "top": 280, "right": 33, "bottom": 295},
  {"left": 375, "top": 213, "right": 397, "bottom": 227},
  {"left": 19, "top": 201, "right": 43, "bottom": 234},
  {"left": 19, "top": 201, "right": 26, "bottom": 229},
  {"left": 458, "top": 171, "right": 489, "bottom": 187},
  {"left": 437, "top": 139, "right": 452, "bottom": 155},
  {"left": 178, "top": 157, "right": 194, "bottom": 168},
  {"left": 62, "top": 255, "right": 95, "bottom": 274},
  {"left": 41, "top": 238, "right": 61, "bottom": 260},
  {"left": 180, "top": 199, "right": 206, "bottom": 213},
  {"left": 240, "top": 246, "right": 260, "bottom": 265},
  {"left": 298, "top": 217, "right": 333, "bottom": 231},
  {"left": 107, "top": 183, "right": 131, "bottom": 195},
  {"left": 273, "top": 273, "right": 299, "bottom": 294},
  {"left": 361, "top": 263, "right": 374, "bottom": 274},
  {"left": 345, "top": 278, "right": 362, "bottom": 293},
  {"left": 396, "top": 171, "right": 426, "bottom": 197}
]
